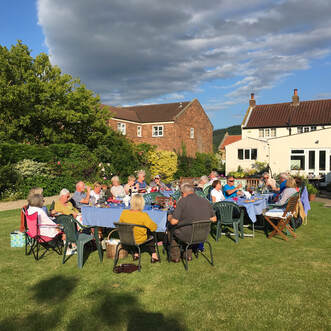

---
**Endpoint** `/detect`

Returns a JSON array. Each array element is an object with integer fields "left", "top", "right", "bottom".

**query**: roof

[
  {"left": 219, "top": 135, "right": 242, "bottom": 149},
  {"left": 244, "top": 99, "right": 331, "bottom": 128},
  {"left": 103, "top": 101, "right": 191, "bottom": 123}
]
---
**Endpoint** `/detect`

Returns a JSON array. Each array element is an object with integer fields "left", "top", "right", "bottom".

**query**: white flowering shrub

[{"left": 14, "top": 159, "right": 50, "bottom": 178}]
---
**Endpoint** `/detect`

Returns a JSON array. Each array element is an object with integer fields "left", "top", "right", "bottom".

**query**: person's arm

[
  {"left": 211, "top": 194, "right": 217, "bottom": 203},
  {"left": 210, "top": 216, "right": 217, "bottom": 222},
  {"left": 143, "top": 213, "right": 157, "bottom": 232},
  {"left": 80, "top": 187, "right": 91, "bottom": 204},
  {"left": 170, "top": 217, "right": 179, "bottom": 225},
  {"left": 225, "top": 183, "right": 242, "bottom": 196}
]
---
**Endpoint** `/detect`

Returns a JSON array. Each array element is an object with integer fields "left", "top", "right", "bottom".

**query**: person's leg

[{"left": 170, "top": 237, "right": 181, "bottom": 262}]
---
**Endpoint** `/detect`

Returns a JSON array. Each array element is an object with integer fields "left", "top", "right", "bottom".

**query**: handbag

[{"left": 10, "top": 231, "right": 25, "bottom": 247}]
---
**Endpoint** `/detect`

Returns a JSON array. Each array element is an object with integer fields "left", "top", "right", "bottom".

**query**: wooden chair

[{"left": 263, "top": 195, "right": 299, "bottom": 241}]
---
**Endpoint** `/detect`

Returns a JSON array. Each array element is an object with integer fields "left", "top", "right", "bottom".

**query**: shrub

[
  {"left": 0, "top": 164, "right": 21, "bottom": 198},
  {"left": 14, "top": 159, "right": 50, "bottom": 178},
  {"left": 147, "top": 150, "right": 177, "bottom": 183}
]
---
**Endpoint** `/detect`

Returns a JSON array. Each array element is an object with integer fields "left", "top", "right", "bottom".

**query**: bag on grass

[
  {"left": 113, "top": 264, "right": 139, "bottom": 273},
  {"left": 10, "top": 231, "right": 25, "bottom": 247}
]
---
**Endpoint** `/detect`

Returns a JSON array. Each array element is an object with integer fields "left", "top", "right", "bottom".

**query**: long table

[
  {"left": 235, "top": 197, "right": 267, "bottom": 223},
  {"left": 81, "top": 206, "right": 168, "bottom": 232}
]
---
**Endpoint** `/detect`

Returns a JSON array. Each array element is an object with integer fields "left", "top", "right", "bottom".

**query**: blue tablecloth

[
  {"left": 160, "top": 190, "right": 174, "bottom": 198},
  {"left": 81, "top": 206, "right": 168, "bottom": 232},
  {"left": 230, "top": 198, "right": 267, "bottom": 223}
]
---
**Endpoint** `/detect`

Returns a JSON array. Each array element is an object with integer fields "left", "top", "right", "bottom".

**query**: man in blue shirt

[{"left": 223, "top": 176, "right": 242, "bottom": 198}]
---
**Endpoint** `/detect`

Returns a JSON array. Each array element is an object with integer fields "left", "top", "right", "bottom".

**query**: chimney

[
  {"left": 249, "top": 93, "right": 256, "bottom": 107},
  {"left": 292, "top": 88, "right": 299, "bottom": 106}
]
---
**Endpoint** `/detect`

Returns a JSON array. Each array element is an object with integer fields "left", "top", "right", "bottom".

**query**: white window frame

[
  {"left": 259, "top": 128, "right": 276, "bottom": 138},
  {"left": 117, "top": 122, "right": 126, "bottom": 135},
  {"left": 137, "top": 125, "right": 142, "bottom": 137},
  {"left": 152, "top": 125, "right": 164, "bottom": 137},
  {"left": 190, "top": 128, "right": 194, "bottom": 139}
]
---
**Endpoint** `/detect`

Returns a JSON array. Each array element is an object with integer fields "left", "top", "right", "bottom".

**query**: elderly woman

[
  {"left": 110, "top": 176, "right": 126, "bottom": 198},
  {"left": 211, "top": 180, "right": 225, "bottom": 203},
  {"left": 27, "top": 194, "right": 59, "bottom": 238},
  {"left": 124, "top": 175, "right": 137, "bottom": 195},
  {"left": 90, "top": 182, "right": 102, "bottom": 205},
  {"left": 275, "top": 177, "right": 298, "bottom": 205},
  {"left": 119, "top": 194, "right": 159, "bottom": 262},
  {"left": 135, "top": 169, "right": 148, "bottom": 192},
  {"left": 53, "top": 189, "right": 79, "bottom": 218}
]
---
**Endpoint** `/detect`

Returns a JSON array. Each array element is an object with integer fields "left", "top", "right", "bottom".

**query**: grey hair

[
  {"left": 28, "top": 194, "right": 44, "bottom": 208},
  {"left": 200, "top": 175, "right": 209, "bottom": 183},
  {"left": 59, "top": 188, "right": 70, "bottom": 197},
  {"left": 137, "top": 169, "right": 146, "bottom": 176},
  {"left": 263, "top": 172, "right": 270, "bottom": 177},
  {"left": 111, "top": 176, "right": 120, "bottom": 183},
  {"left": 181, "top": 183, "right": 195, "bottom": 193},
  {"left": 210, "top": 171, "right": 218, "bottom": 177},
  {"left": 279, "top": 172, "right": 289, "bottom": 180}
]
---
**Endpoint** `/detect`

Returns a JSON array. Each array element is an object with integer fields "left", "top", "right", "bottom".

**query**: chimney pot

[
  {"left": 292, "top": 89, "right": 299, "bottom": 106},
  {"left": 249, "top": 93, "right": 256, "bottom": 107}
]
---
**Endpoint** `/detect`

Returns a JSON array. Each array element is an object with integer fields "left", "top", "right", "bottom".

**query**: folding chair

[
  {"left": 23, "top": 210, "right": 63, "bottom": 260},
  {"left": 168, "top": 220, "right": 214, "bottom": 271},
  {"left": 113, "top": 222, "right": 160, "bottom": 272},
  {"left": 263, "top": 195, "right": 299, "bottom": 241}
]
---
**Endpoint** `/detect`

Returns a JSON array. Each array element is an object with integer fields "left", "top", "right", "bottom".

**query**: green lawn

[{"left": 0, "top": 203, "right": 330, "bottom": 330}]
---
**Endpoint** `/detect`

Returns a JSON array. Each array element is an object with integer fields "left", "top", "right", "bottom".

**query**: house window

[
  {"left": 238, "top": 149, "right": 243, "bottom": 160},
  {"left": 152, "top": 125, "right": 163, "bottom": 137},
  {"left": 190, "top": 128, "right": 194, "bottom": 139},
  {"left": 117, "top": 122, "right": 126, "bottom": 135},
  {"left": 137, "top": 126, "right": 142, "bottom": 137},
  {"left": 259, "top": 128, "right": 276, "bottom": 138},
  {"left": 290, "top": 150, "right": 305, "bottom": 170},
  {"left": 311, "top": 126, "right": 317, "bottom": 131},
  {"left": 298, "top": 126, "right": 316, "bottom": 133},
  {"left": 238, "top": 149, "right": 257, "bottom": 160}
]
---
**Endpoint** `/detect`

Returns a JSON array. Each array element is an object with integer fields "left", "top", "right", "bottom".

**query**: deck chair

[
  {"left": 168, "top": 220, "right": 214, "bottom": 271},
  {"left": 212, "top": 201, "right": 244, "bottom": 243},
  {"left": 56, "top": 215, "right": 103, "bottom": 268},
  {"left": 263, "top": 195, "right": 299, "bottom": 241},
  {"left": 113, "top": 222, "right": 160, "bottom": 272},
  {"left": 23, "top": 210, "right": 63, "bottom": 260}
]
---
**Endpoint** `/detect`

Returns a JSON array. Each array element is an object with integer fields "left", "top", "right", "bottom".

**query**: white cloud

[{"left": 37, "top": 0, "right": 331, "bottom": 109}]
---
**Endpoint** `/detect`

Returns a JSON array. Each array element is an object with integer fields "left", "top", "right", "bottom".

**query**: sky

[{"left": 1, "top": 0, "right": 331, "bottom": 130}]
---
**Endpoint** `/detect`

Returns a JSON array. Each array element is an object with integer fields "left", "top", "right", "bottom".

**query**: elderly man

[
  {"left": 168, "top": 183, "right": 216, "bottom": 262},
  {"left": 72, "top": 181, "right": 91, "bottom": 210},
  {"left": 53, "top": 188, "right": 79, "bottom": 218},
  {"left": 149, "top": 175, "right": 168, "bottom": 191},
  {"left": 223, "top": 176, "right": 242, "bottom": 198},
  {"left": 276, "top": 173, "right": 288, "bottom": 193},
  {"left": 260, "top": 172, "right": 276, "bottom": 191}
]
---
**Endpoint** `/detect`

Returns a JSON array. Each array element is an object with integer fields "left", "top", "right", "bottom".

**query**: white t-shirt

[
  {"left": 27, "top": 206, "right": 59, "bottom": 238},
  {"left": 89, "top": 190, "right": 100, "bottom": 204},
  {"left": 111, "top": 185, "right": 126, "bottom": 198},
  {"left": 211, "top": 188, "right": 225, "bottom": 202}
]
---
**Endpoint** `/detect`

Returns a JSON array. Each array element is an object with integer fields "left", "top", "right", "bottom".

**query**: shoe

[
  {"left": 65, "top": 248, "right": 73, "bottom": 256},
  {"left": 151, "top": 258, "right": 160, "bottom": 263},
  {"left": 71, "top": 248, "right": 77, "bottom": 255},
  {"left": 187, "top": 257, "right": 192, "bottom": 261},
  {"left": 133, "top": 255, "right": 139, "bottom": 261}
]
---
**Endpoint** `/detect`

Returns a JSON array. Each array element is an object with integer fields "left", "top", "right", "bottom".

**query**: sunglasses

[{"left": 228, "top": 180, "right": 234, "bottom": 183}]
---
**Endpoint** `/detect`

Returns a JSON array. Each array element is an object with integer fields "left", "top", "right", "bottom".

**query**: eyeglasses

[{"left": 228, "top": 180, "right": 234, "bottom": 183}]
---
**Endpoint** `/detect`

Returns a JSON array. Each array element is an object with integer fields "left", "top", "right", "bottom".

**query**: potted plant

[{"left": 306, "top": 183, "right": 318, "bottom": 201}]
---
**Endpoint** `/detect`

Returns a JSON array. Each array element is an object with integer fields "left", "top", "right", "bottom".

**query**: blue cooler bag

[{"left": 10, "top": 231, "right": 25, "bottom": 247}]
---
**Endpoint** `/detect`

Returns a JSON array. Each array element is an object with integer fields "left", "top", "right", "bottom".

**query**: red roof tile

[
  {"left": 244, "top": 99, "right": 331, "bottom": 128},
  {"left": 102, "top": 101, "right": 191, "bottom": 123},
  {"left": 219, "top": 135, "right": 241, "bottom": 149}
]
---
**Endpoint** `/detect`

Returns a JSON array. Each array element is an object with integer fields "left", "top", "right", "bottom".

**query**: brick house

[{"left": 105, "top": 99, "right": 213, "bottom": 157}]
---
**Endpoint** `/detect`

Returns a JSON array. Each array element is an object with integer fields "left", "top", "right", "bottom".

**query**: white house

[{"left": 226, "top": 89, "right": 331, "bottom": 185}]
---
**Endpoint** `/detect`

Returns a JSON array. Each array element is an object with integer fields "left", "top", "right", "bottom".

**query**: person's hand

[
  {"left": 237, "top": 183, "right": 242, "bottom": 189},
  {"left": 86, "top": 186, "right": 91, "bottom": 192},
  {"left": 73, "top": 212, "right": 78, "bottom": 219}
]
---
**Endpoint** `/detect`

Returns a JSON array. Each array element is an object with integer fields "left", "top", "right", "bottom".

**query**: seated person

[
  {"left": 259, "top": 172, "right": 277, "bottom": 191},
  {"left": 197, "top": 175, "right": 209, "bottom": 191},
  {"left": 101, "top": 184, "right": 113, "bottom": 200},
  {"left": 53, "top": 189, "right": 79, "bottom": 218},
  {"left": 272, "top": 173, "right": 289, "bottom": 200},
  {"left": 135, "top": 169, "right": 148, "bottom": 192},
  {"left": 124, "top": 175, "right": 137, "bottom": 195},
  {"left": 149, "top": 175, "right": 168, "bottom": 191},
  {"left": 110, "top": 176, "right": 126, "bottom": 198},
  {"left": 223, "top": 176, "right": 242, "bottom": 198},
  {"left": 72, "top": 181, "right": 91, "bottom": 210},
  {"left": 208, "top": 170, "right": 219, "bottom": 186},
  {"left": 90, "top": 182, "right": 102, "bottom": 205},
  {"left": 274, "top": 177, "right": 298, "bottom": 206},
  {"left": 211, "top": 180, "right": 225, "bottom": 203},
  {"left": 168, "top": 184, "right": 216, "bottom": 262},
  {"left": 119, "top": 194, "right": 159, "bottom": 262},
  {"left": 27, "top": 194, "right": 59, "bottom": 238}
]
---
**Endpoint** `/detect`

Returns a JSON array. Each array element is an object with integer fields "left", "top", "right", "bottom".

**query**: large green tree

[{"left": 0, "top": 41, "right": 109, "bottom": 146}]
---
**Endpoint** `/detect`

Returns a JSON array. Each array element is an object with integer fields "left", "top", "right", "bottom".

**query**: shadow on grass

[{"left": 0, "top": 275, "right": 185, "bottom": 331}]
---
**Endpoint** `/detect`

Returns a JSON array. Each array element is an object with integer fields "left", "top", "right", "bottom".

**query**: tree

[{"left": 0, "top": 41, "right": 109, "bottom": 147}]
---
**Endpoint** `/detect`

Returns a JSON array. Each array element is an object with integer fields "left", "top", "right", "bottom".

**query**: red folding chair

[{"left": 24, "top": 210, "right": 63, "bottom": 260}]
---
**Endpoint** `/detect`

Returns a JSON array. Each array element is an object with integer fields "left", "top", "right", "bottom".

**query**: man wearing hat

[{"left": 149, "top": 175, "right": 168, "bottom": 191}]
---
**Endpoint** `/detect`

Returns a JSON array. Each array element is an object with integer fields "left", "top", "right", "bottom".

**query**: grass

[{"left": 0, "top": 202, "right": 330, "bottom": 330}]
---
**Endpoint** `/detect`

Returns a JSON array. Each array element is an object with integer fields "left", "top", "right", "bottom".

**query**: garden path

[{"left": 0, "top": 195, "right": 59, "bottom": 212}]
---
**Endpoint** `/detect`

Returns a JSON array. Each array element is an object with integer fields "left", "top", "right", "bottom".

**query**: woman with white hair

[
  {"left": 135, "top": 169, "right": 148, "bottom": 193},
  {"left": 110, "top": 176, "right": 126, "bottom": 198},
  {"left": 119, "top": 194, "right": 159, "bottom": 262},
  {"left": 27, "top": 194, "right": 59, "bottom": 238},
  {"left": 53, "top": 188, "right": 79, "bottom": 218}
]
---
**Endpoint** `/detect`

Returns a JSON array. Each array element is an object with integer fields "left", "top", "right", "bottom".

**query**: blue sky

[{"left": 1, "top": 0, "right": 331, "bottom": 130}]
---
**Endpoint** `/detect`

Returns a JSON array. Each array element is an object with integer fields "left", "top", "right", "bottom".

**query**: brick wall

[{"left": 108, "top": 99, "right": 213, "bottom": 157}]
